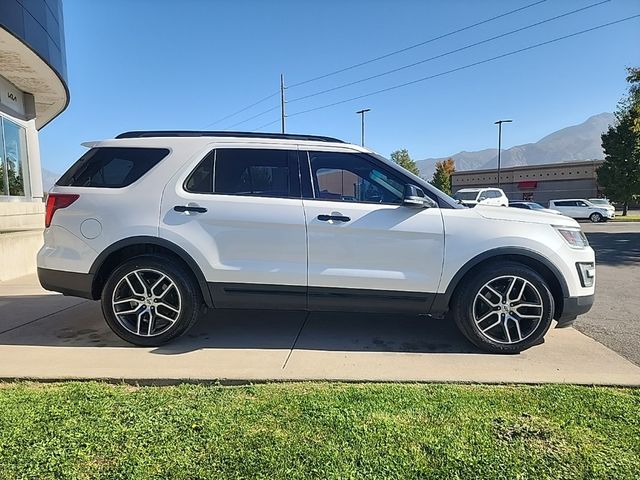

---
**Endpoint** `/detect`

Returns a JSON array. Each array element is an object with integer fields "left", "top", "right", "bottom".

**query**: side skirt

[{"left": 208, "top": 283, "right": 435, "bottom": 313}]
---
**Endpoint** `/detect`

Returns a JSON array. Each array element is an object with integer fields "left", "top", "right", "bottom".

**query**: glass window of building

[{"left": 0, "top": 117, "right": 29, "bottom": 198}]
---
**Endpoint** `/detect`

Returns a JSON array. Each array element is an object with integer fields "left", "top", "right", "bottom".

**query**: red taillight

[{"left": 45, "top": 193, "right": 79, "bottom": 228}]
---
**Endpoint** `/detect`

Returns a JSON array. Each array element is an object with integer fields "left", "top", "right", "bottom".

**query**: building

[
  {"left": 451, "top": 160, "right": 604, "bottom": 206},
  {"left": 0, "top": 0, "right": 69, "bottom": 280}
]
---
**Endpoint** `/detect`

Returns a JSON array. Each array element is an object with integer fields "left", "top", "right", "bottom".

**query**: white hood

[{"left": 474, "top": 205, "right": 579, "bottom": 227}]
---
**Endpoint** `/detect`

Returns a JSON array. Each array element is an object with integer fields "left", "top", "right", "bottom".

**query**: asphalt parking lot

[{"left": 577, "top": 221, "right": 640, "bottom": 366}]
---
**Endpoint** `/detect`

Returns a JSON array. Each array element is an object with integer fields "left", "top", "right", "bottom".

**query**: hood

[{"left": 475, "top": 204, "right": 579, "bottom": 227}]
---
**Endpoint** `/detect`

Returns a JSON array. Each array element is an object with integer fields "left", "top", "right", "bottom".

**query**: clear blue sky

[{"left": 40, "top": 0, "right": 640, "bottom": 173}]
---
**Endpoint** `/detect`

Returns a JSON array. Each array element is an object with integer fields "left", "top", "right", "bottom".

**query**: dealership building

[
  {"left": 0, "top": 0, "right": 68, "bottom": 280},
  {"left": 451, "top": 160, "right": 604, "bottom": 206}
]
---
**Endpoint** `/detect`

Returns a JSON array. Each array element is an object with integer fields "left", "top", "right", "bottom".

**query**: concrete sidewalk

[{"left": 1, "top": 274, "right": 640, "bottom": 386}]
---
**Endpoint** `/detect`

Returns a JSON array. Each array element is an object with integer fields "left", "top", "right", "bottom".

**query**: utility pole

[
  {"left": 356, "top": 108, "right": 371, "bottom": 146},
  {"left": 494, "top": 119, "right": 512, "bottom": 187},
  {"left": 280, "top": 74, "right": 286, "bottom": 134}
]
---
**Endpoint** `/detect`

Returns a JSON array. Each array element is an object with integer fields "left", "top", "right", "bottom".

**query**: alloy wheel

[
  {"left": 111, "top": 269, "right": 182, "bottom": 337},
  {"left": 472, "top": 275, "right": 544, "bottom": 345}
]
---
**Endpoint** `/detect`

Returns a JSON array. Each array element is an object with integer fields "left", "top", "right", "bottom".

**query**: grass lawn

[
  {"left": 612, "top": 215, "right": 640, "bottom": 222},
  {"left": 0, "top": 382, "right": 638, "bottom": 479}
]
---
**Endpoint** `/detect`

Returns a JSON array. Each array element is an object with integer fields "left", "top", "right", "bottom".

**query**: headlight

[{"left": 554, "top": 226, "right": 589, "bottom": 249}]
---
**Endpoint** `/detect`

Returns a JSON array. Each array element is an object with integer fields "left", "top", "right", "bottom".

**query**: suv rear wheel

[
  {"left": 101, "top": 255, "right": 202, "bottom": 346},
  {"left": 451, "top": 262, "right": 554, "bottom": 353}
]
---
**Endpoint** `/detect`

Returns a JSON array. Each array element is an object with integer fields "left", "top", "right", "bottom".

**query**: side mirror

[{"left": 402, "top": 184, "right": 434, "bottom": 208}]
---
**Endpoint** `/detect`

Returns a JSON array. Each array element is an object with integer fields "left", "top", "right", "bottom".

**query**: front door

[
  {"left": 301, "top": 150, "right": 445, "bottom": 313},
  {"left": 160, "top": 146, "right": 307, "bottom": 309}
]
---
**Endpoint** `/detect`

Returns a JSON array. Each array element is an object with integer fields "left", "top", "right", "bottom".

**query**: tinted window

[
  {"left": 510, "top": 203, "right": 529, "bottom": 209},
  {"left": 553, "top": 201, "right": 574, "bottom": 207},
  {"left": 57, "top": 147, "right": 169, "bottom": 188},
  {"left": 185, "top": 152, "right": 214, "bottom": 193},
  {"left": 453, "top": 191, "right": 479, "bottom": 201},
  {"left": 309, "top": 152, "right": 404, "bottom": 204},
  {"left": 576, "top": 201, "right": 588, "bottom": 207},
  {"left": 214, "top": 149, "right": 298, "bottom": 198}
]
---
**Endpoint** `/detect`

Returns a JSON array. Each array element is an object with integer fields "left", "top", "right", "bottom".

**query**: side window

[
  {"left": 554, "top": 201, "right": 572, "bottom": 207},
  {"left": 184, "top": 152, "right": 214, "bottom": 193},
  {"left": 491, "top": 190, "right": 502, "bottom": 198},
  {"left": 57, "top": 147, "right": 169, "bottom": 188},
  {"left": 576, "top": 201, "right": 587, "bottom": 207},
  {"left": 214, "top": 149, "right": 299, "bottom": 198},
  {"left": 308, "top": 151, "right": 404, "bottom": 204}
]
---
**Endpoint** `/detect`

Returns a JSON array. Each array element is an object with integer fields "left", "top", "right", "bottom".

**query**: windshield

[
  {"left": 453, "top": 191, "right": 479, "bottom": 201},
  {"left": 528, "top": 203, "right": 545, "bottom": 210}
]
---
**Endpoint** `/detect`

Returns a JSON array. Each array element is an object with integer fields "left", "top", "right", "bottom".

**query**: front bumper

[{"left": 556, "top": 294, "right": 594, "bottom": 327}]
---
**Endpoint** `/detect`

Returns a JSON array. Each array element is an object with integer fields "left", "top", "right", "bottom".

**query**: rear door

[
  {"left": 160, "top": 146, "right": 307, "bottom": 309},
  {"left": 300, "top": 149, "right": 445, "bottom": 313}
]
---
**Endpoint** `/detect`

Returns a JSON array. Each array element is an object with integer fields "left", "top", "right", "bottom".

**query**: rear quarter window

[{"left": 56, "top": 147, "right": 169, "bottom": 188}]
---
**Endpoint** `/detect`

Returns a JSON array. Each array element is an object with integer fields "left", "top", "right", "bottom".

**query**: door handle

[
  {"left": 174, "top": 205, "right": 207, "bottom": 213},
  {"left": 317, "top": 214, "right": 351, "bottom": 222}
]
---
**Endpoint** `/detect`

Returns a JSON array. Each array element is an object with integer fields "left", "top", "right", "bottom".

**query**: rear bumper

[
  {"left": 556, "top": 294, "right": 594, "bottom": 327},
  {"left": 37, "top": 267, "right": 95, "bottom": 300}
]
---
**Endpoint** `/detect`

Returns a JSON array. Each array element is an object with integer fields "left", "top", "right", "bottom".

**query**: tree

[
  {"left": 390, "top": 149, "right": 420, "bottom": 177},
  {"left": 597, "top": 112, "right": 640, "bottom": 216},
  {"left": 626, "top": 67, "right": 640, "bottom": 136},
  {"left": 431, "top": 157, "right": 455, "bottom": 195}
]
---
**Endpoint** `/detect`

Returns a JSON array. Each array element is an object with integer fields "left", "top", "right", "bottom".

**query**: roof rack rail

[{"left": 115, "top": 130, "right": 345, "bottom": 143}]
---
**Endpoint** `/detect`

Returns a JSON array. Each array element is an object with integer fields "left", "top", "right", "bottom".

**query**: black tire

[
  {"left": 101, "top": 254, "right": 203, "bottom": 346},
  {"left": 450, "top": 261, "right": 554, "bottom": 354},
  {"left": 589, "top": 212, "right": 603, "bottom": 223}
]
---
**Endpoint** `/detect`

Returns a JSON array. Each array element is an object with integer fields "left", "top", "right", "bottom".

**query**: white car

[
  {"left": 453, "top": 188, "right": 509, "bottom": 207},
  {"left": 548, "top": 199, "right": 614, "bottom": 223},
  {"left": 588, "top": 198, "right": 616, "bottom": 217},
  {"left": 38, "top": 131, "right": 595, "bottom": 353}
]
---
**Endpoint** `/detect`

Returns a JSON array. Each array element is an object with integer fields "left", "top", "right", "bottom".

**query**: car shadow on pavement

[
  {"left": 584, "top": 231, "right": 640, "bottom": 266},
  {"left": 0, "top": 296, "right": 481, "bottom": 354}
]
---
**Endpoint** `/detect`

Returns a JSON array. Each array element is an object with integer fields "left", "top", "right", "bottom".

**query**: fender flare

[
  {"left": 429, "top": 247, "right": 569, "bottom": 315},
  {"left": 89, "top": 236, "right": 214, "bottom": 307}
]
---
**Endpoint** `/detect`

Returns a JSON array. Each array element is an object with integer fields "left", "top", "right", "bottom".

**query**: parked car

[
  {"left": 509, "top": 201, "right": 562, "bottom": 215},
  {"left": 452, "top": 188, "right": 509, "bottom": 207},
  {"left": 588, "top": 198, "right": 616, "bottom": 216},
  {"left": 38, "top": 131, "right": 595, "bottom": 354},
  {"left": 548, "top": 199, "right": 614, "bottom": 222}
]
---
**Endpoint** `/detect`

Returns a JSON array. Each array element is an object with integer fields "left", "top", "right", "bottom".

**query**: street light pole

[
  {"left": 356, "top": 109, "right": 371, "bottom": 146},
  {"left": 494, "top": 119, "right": 512, "bottom": 187}
]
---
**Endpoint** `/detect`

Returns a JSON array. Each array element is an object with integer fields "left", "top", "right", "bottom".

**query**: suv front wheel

[
  {"left": 101, "top": 255, "right": 202, "bottom": 346},
  {"left": 589, "top": 212, "right": 603, "bottom": 223},
  {"left": 451, "top": 262, "right": 554, "bottom": 353}
]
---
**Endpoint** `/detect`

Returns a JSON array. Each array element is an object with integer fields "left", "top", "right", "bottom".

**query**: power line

[
  {"left": 288, "top": 0, "right": 610, "bottom": 104},
  {"left": 286, "top": 14, "right": 640, "bottom": 119},
  {"left": 225, "top": 104, "right": 279, "bottom": 129},
  {"left": 215, "top": 0, "right": 547, "bottom": 129},
  {"left": 287, "top": 0, "right": 548, "bottom": 89},
  {"left": 204, "top": 91, "right": 279, "bottom": 128},
  {"left": 254, "top": 118, "right": 280, "bottom": 131}
]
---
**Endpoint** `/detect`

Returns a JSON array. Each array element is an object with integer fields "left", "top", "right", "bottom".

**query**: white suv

[
  {"left": 38, "top": 132, "right": 595, "bottom": 353},
  {"left": 548, "top": 199, "right": 614, "bottom": 223},
  {"left": 453, "top": 188, "right": 509, "bottom": 207}
]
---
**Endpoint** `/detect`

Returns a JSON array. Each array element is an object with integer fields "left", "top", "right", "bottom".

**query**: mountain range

[{"left": 416, "top": 112, "right": 615, "bottom": 178}]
